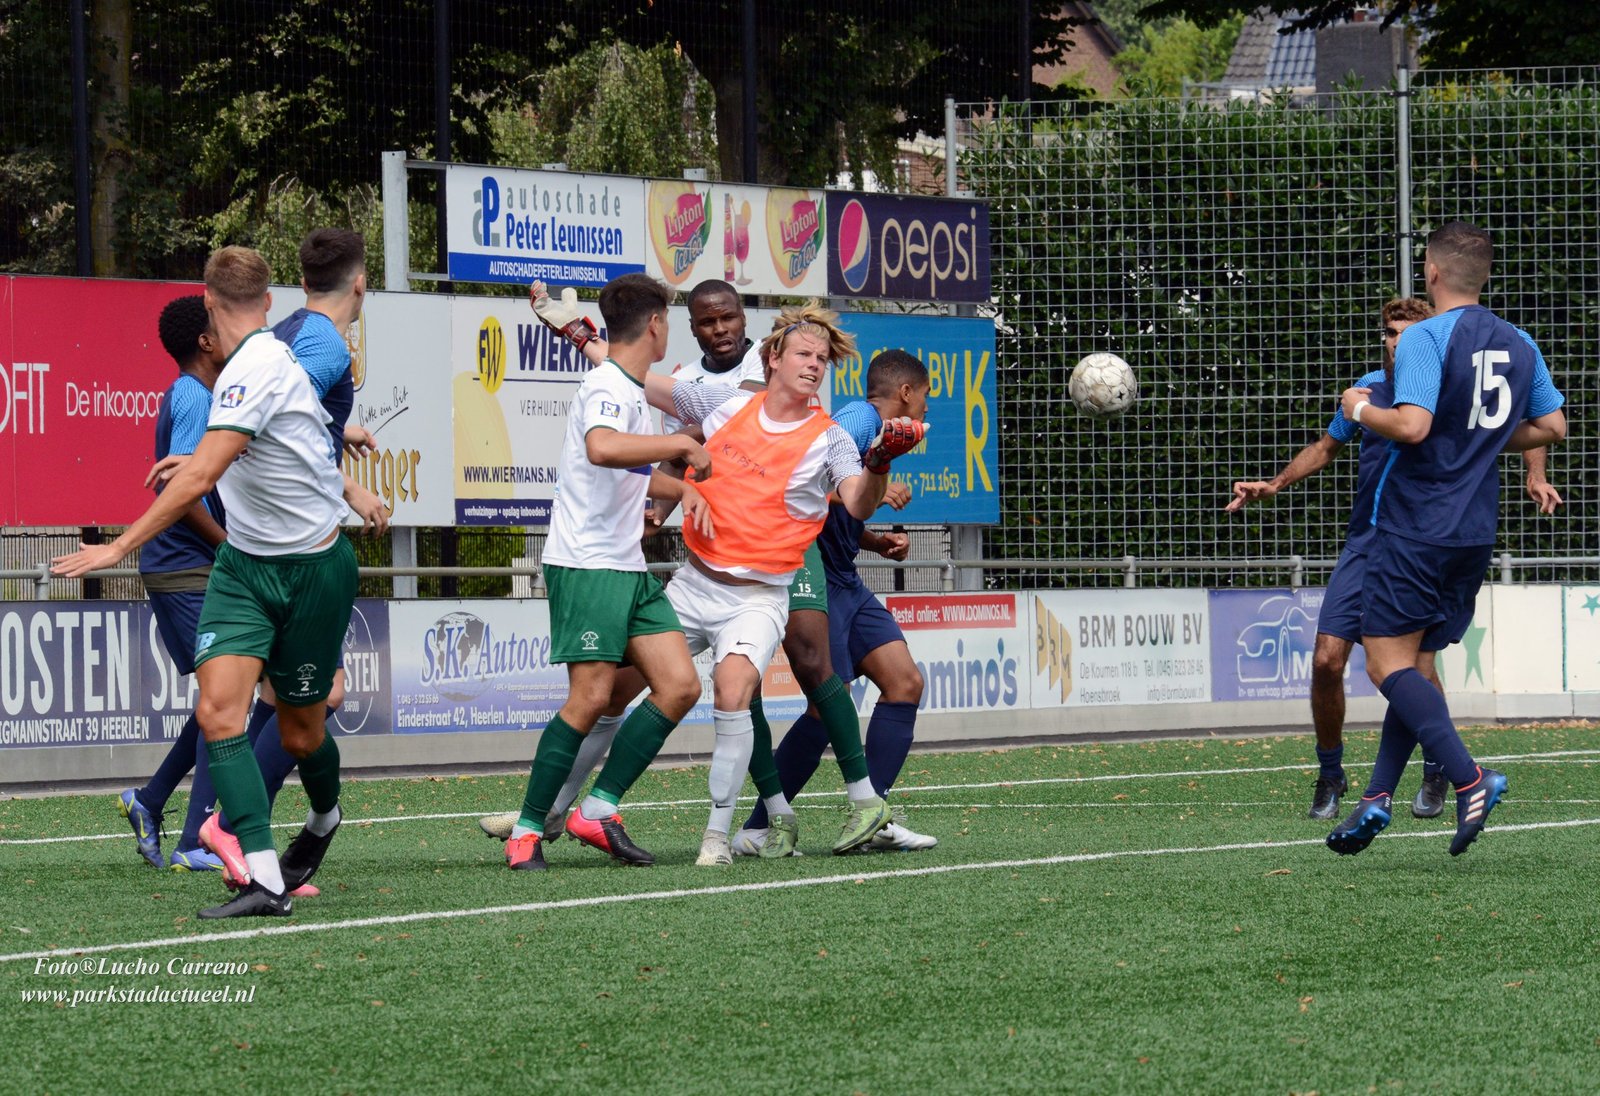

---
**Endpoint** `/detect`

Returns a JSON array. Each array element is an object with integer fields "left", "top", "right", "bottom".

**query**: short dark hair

[
  {"left": 866, "top": 349, "right": 929, "bottom": 398},
  {"left": 598, "top": 274, "right": 673, "bottom": 343},
  {"left": 300, "top": 228, "right": 366, "bottom": 294},
  {"left": 687, "top": 279, "right": 739, "bottom": 313},
  {"left": 157, "top": 295, "right": 210, "bottom": 370},
  {"left": 1426, "top": 221, "right": 1492, "bottom": 295}
]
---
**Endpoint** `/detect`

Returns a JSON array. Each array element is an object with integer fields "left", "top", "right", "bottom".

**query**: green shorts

[
  {"left": 546, "top": 564, "right": 682, "bottom": 663},
  {"left": 787, "top": 542, "right": 829, "bottom": 614},
  {"left": 196, "top": 537, "right": 358, "bottom": 706}
]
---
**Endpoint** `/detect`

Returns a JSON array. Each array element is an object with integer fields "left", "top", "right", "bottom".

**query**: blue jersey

[
  {"left": 1325, "top": 369, "right": 1390, "bottom": 554},
  {"left": 816, "top": 400, "right": 883, "bottom": 587},
  {"left": 139, "top": 374, "right": 224, "bottom": 575},
  {"left": 1374, "top": 305, "right": 1563, "bottom": 547},
  {"left": 273, "top": 308, "right": 353, "bottom": 457}
]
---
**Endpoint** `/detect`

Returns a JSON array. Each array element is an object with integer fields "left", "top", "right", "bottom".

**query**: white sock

[
  {"left": 306, "top": 803, "right": 341, "bottom": 837},
  {"left": 708, "top": 708, "right": 755, "bottom": 837},
  {"left": 509, "top": 823, "right": 536, "bottom": 839},
  {"left": 763, "top": 792, "right": 793, "bottom": 818},
  {"left": 554, "top": 715, "right": 622, "bottom": 817},
  {"left": 845, "top": 778, "right": 877, "bottom": 802},
  {"left": 580, "top": 794, "right": 615, "bottom": 820},
  {"left": 245, "top": 850, "right": 285, "bottom": 894}
]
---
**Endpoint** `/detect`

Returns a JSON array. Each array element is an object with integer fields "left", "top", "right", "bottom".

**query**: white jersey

[
  {"left": 205, "top": 329, "right": 348, "bottom": 556},
  {"left": 543, "top": 360, "right": 655, "bottom": 572},
  {"left": 660, "top": 341, "right": 765, "bottom": 433}
]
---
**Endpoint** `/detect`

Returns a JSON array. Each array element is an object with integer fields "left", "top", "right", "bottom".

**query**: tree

[
  {"left": 1113, "top": 13, "right": 1246, "bottom": 97},
  {"left": 1136, "top": 0, "right": 1600, "bottom": 68}
]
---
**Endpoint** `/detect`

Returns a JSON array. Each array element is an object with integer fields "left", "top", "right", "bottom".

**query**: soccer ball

[{"left": 1069, "top": 353, "right": 1137, "bottom": 418}]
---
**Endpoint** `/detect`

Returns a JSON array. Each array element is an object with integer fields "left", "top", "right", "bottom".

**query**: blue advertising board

[
  {"left": 834, "top": 312, "right": 999, "bottom": 524},
  {"left": 828, "top": 193, "right": 990, "bottom": 302},
  {"left": 1207, "top": 589, "right": 1375, "bottom": 702}
]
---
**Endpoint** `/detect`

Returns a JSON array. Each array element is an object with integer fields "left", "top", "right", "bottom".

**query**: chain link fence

[{"left": 958, "top": 67, "right": 1600, "bottom": 589}]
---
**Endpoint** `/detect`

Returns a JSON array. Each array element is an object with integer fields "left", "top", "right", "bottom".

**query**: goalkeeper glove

[
  {"left": 863, "top": 418, "right": 928, "bottom": 474},
  {"left": 531, "top": 285, "right": 598, "bottom": 349}
]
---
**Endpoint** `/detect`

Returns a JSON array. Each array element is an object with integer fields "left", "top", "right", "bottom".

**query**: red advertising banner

[
  {"left": 885, "top": 593, "right": 1017, "bottom": 630},
  {"left": 0, "top": 275, "right": 202, "bottom": 526}
]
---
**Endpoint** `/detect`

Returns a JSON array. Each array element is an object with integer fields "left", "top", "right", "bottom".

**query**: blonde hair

[
  {"left": 204, "top": 246, "right": 271, "bottom": 306},
  {"left": 759, "top": 300, "right": 856, "bottom": 368}
]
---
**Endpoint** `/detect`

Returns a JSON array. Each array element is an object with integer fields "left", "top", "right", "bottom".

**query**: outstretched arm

[
  {"left": 53, "top": 428, "right": 249, "bottom": 576},
  {"left": 1225, "top": 435, "right": 1344, "bottom": 512}
]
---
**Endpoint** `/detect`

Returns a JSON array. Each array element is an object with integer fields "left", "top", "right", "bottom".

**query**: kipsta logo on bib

[
  {"left": 220, "top": 385, "right": 246, "bottom": 408},
  {"left": 836, "top": 200, "right": 871, "bottom": 293}
]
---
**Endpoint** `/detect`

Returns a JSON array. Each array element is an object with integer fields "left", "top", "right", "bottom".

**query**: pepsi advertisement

[{"left": 828, "top": 194, "right": 991, "bottom": 303}]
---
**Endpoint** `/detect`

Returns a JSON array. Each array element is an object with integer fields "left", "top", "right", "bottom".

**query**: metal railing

[{"left": 5, "top": 552, "right": 1587, "bottom": 600}]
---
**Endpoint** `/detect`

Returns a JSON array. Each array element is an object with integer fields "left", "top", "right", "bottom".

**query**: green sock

[
  {"left": 747, "top": 696, "right": 784, "bottom": 799},
  {"left": 592, "top": 700, "right": 678, "bottom": 804},
  {"left": 297, "top": 730, "right": 341, "bottom": 815},
  {"left": 205, "top": 733, "right": 274, "bottom": 855},
  {"left": 811, "top": 675, "right": 869, "bottom": 785},
  {"left": 520, "top": 716, "right": 585, "bottom": 827}
]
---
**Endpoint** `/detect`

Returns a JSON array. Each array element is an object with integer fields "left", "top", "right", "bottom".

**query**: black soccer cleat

[
  {"left": 1308, "top": 774, "right": 1348, "bottom": 820},
  {"left": 1326, "top": 793, "right": 1392, "bottom": 856},
  {"left": 197, "top": 879, "right": 292, "bottom": 920},
  {"left": 1411, "top": 771, "right": 1449, "bottom": 819},
  {"left": 280, "top": 821, "right": 340, "bottom": 893}
]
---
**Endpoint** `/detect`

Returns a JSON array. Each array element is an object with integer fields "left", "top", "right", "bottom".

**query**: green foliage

[
  {"left": 1113, "top": 13, "right": 1246, "bottom": 98},
  {"left": 962, "top": 79, "right": 1600, "bottom": 583}
]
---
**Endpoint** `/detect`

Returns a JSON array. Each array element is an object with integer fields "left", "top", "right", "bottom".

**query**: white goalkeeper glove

[{"left": 530, "top": 283, "right": 598, "bottom": 349}]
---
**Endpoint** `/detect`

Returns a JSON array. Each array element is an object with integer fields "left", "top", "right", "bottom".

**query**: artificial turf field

[{"left": 2, "top": 724, "right": 1598, "bottom": 1095}]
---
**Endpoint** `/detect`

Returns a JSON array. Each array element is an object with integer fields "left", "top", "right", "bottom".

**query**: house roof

[{"left": 1224, "top": 8, "right": 1319, "bottom": 89}]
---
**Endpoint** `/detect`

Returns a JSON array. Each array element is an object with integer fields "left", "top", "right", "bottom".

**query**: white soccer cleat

[
  {"left": 731, "top": 828, "right": 767, "bottom": 856},
  {"left": 478, "top": 812, "right": 517, "bottom": 840},
  {"left": 868, "top": 808, "right": 938, "bottom": 851},
  {"left": 696, "top": 829, "right": 733, "bottom": 867}
]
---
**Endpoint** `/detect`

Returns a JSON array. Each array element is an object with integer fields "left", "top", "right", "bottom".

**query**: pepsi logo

[{"left": 837, "top": 199, "right": 872, "bottom": 294}]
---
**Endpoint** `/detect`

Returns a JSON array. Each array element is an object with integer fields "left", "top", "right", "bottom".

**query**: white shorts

[{"left": 665, "top": 564, "right": 790, "bottom": 675}]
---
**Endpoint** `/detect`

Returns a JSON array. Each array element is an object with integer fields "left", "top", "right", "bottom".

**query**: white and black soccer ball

[{"left": 1068, "top": 352, "right": 1137, "bottom": 418}]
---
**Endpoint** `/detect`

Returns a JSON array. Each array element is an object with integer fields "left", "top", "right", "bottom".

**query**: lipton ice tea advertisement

[{"left": 644, "top": 183, "right": 826, "bottom": 298}]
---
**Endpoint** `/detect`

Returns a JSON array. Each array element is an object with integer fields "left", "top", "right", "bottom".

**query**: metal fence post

[
  {"left": 34, "top": 563, "right": 50, "bottom": 600},
  {"left": 1290, "top": 554, "right": 1304, "bottom": 589},
  {"left": 381, "top": 150, "right": 410, "bottom": 292},
  {"left": 1499, "top": 552, "right": 1513, "bottom": 585},
  {"left": 1122, "top": 555, "right": 1137, "bottom": 588},
  {"left": 391, "top": 528, "right": 418, "bottom": 598},
  {"left": 1395, "top": 64, "right": 1414, "bottom": 298}
]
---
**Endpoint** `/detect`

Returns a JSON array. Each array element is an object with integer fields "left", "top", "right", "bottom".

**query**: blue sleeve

[
  {"left": 1520, "top": 333, "right": 1565, "bottom": 417},
  {"left": 1327, "top": 411, "right": 1355, "bottom": 444},
  {"left": 1392, "top": 320, "right": 1446, "bottom": 413},
  {"left": 831, "top": 400, "right": 882, "bottom": 456},
  {"left": 292, "top": 321, "right": 352, "bottom": 399},
  {"left": 166, "top": 380, "right": 213, "bottom": 456}
]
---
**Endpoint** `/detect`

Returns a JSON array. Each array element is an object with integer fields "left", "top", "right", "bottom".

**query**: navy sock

[
  {"left": 865, "top": 700, "right": 918, "bottom": 797},
  {"left": 1362, "top": 704, "right": 1417, "bottom": 798},
  {"left": 744, "top": 712, "right": 830, "bottom": 831},
  {"left": 1378, "top": 668, "right": 1476, "bottom": 786},
  {"left": 1421, "top": 755, "right": 1444, "bottom": 779},
  {"left": 138, "top": 712, "right": 200, "bottom": 815},
  {"left": 174, "top": 730, "right": 217, "bottom": 853},
  {"left": 1315, "top": 744, "right": 1344, "bottom": 781},
  {"left": 244, "top": 698, "right": 275, "bottom": 746}
]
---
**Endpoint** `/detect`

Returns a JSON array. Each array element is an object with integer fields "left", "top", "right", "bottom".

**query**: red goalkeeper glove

[
  {"left": 530, "top": 284, "right": 598, "bottom": 349},
  {"left": 863, "top": 418, "right": 928, "bottom": 474}
]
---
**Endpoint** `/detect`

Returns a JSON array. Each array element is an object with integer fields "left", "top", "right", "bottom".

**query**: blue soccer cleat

[
  {"left": 1326, "top": 793, "right": 1392, "bottom": 856},
  {"left": 168, "top": 848, "right": 224, "bottom": 872},
  {"left": 1449, "top": 768, "right": 1508, "bottom": 857},
  {"left": 118, "top": 789, "right": 164, "bottom": 868}
]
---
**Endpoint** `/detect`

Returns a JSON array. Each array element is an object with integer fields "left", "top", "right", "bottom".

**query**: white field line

[
  {"left": 4, "top": 814, "right": 1598, "bottom": 966},
  {"left": 5, "top": 747, "right": 1598, "bottom": 847}
]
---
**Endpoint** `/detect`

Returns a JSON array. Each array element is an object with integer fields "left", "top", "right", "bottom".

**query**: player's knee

[
  {"left": 195, "top": 695, "right": 250, "bottom": 742},
  {"left": 791, "top": 650, "right": 832, "bottom": 693},
  {"left": 881, "top": 663, "right": 924, "bottom": 705},
  {"left": 276, "top": 714, "right": 324, "bottom": 758},
  {"left": 1312, "top": 646, "right": 1348, "bottom": 684},
  {"left": 657, "top": 667, "right": 702, "bottom": 720}
]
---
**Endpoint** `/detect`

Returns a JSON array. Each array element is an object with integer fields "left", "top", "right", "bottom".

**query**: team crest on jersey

[
  {"left": 292, "top": 662, "right": 318, "bottom": 695},
  {"left": 579, "top": 630, "right": 600, "bottom": 651},
  {"left": 220, "top": 384, "right": 247, "bottom": 408},
  {"left": 599, "top": 400, "right": 621, "bottom": 419}
]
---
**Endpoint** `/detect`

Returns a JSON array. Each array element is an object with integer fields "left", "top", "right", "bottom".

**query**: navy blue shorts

[
  {"left": 826, "top": 578, "right": 905, "bottom": 679},
  {"left": 1317, "top": 544, "right": 1367, "bottom": 643},
  {"left": 1361, "top": 531, "right": 1490, "bottom": 650},
  {"left": 149, "top": 589, "right": 206, "bottom": 676}
]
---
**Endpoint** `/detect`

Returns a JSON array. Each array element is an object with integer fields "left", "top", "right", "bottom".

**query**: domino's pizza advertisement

[
  {"left": 1207, "top": 588, "right": 1375, "bottom": 702},
  {"left": 845, "top": 593, "right": 1028, "bottom": 716}
]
